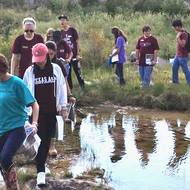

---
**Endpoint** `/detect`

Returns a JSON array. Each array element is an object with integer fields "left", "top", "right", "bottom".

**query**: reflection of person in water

[
  {"left": 134, "top": 117, "right": 156, "bottom": 166},
  {"left": 108, "top": 112, "right": 126, "bottom": 163},
  {"left": 168, "top": 121, "right": 189, "bottom": 169}
]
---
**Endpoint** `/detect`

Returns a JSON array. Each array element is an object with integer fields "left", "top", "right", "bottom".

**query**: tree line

[{"left": 0, "top": 0, "right": 190, "bottom": 16}]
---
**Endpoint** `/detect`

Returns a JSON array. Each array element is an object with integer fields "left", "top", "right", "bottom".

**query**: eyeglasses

[{"left": 25, "top": 30, "right": 34, "bottom": 33}]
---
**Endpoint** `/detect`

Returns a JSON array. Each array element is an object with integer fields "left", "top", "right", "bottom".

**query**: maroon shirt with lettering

[
  {"left": 34, "top": 63, "right": 57, "bottom": 113},
  {"left": 12, "top": 33, "right": 44, "bottom": 78},
  {"left": 60, "top": 27, "right": 79, "bottom": 58},
  {"left": 176, "top": 31, "right": 188, "bottom": 57},
  {"left": 57, "top": 40, "right": 72, "bottom": 60},
  {"left": 136, "top": 35, "right": 159, "bottom": 66}
]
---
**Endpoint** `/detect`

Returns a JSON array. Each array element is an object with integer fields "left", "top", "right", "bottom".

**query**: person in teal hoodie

[{"left": 0, "top": 53, "right": 39, "bottom": 190}]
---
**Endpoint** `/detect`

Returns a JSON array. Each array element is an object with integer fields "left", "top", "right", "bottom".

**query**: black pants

[
  {"left": 35, "top": 113, "right": 56, "bottom": 173},
  {"left": 115, "top": 62, "right": 125, "bottom": 85},
  {"left": 67, "top": 59, "right": 85, "bottom": 89}
]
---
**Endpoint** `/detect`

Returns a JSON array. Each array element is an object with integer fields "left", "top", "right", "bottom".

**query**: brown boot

[
  {"left": 0, "top": 164, "right": 19, "bottom": 190},
  {"left": 48, "top": 138, "right": 57, "bottom": 157}
]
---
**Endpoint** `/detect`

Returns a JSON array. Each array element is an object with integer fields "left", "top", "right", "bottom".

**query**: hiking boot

[
  {"left": 0, "top": 164, "right": 19, "bottom": 190},
  {"left": 48, "top": 139, "right": 57, "bottom": 157}
]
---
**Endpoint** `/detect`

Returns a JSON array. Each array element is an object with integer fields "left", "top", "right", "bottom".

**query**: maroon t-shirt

[
  {"left": 136, "top": 35, "right": 159, "bottom": 66},
  {"left": 57, "top": 40, "right": 72, "bottom": 60},
  {"left": 176, "top": 31, "right": 188, "bottom": 57},
  {"left": 12, "top": 33, "right": 44, "bottom": 78},
  {"left": 34, "top": 64, "right": 57, "bottom": 113},
  {"left": 60, "top": 27, "right": 79, "bottom": 58}
]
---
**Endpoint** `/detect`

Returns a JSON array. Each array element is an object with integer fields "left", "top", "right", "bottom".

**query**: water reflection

[
  {"left": 70, "top": 110, "right": 190, "bottom": 190},
  {"left": 134, "top": 116, "right": 156, "bottom": 166},
  {"left": 109, "top": 112, "right": 126, "bottom": 163},
  {"left": 167, "top": 121, "right": 190, "bottom": 169}
]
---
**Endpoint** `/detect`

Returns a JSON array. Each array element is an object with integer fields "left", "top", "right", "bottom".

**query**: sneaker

[{"left": 37, "top": 172, "right": 45, "bottom": 186}]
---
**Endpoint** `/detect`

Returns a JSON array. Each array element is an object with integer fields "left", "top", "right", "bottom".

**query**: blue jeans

[
  {"left": 139, "top": 66, "right": 153, "bottom": 87},
  {"left": 0, "top": 127, "right": 25, "bottom": 170},
  {"left": 172, "top": 56, "right": 190, "bottom": 85}
]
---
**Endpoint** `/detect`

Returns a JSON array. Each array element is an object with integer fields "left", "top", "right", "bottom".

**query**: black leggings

[
  {"left": 67, "top": 60, "right": 85, "bottom": 89},
  {"left": 35, "top": 113, "right": 56, "bottom": 173}
]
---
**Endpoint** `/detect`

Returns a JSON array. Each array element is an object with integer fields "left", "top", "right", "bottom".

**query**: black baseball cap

[{"left": 58, "top": 15, "right": 69, "bottom": 20}]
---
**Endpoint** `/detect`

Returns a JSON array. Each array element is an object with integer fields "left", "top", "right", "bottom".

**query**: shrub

[{"left": 35, "top": 7, "right": 53, "bottom": 22}]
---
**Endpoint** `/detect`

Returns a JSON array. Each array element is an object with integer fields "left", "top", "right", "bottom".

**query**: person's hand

[
  {"left": 76, "top": 55, "right": 82, "bottom": 60},
  {"left": 69, "top": 96, "right": 76, "bottom": 104},
  {"left": 31, "top": 122, "right": 38, "bottom": 134},
  {"left": 135, "top": 59, "right": 139, "bottom": 65},
  {"left": 25, "top": 122, "right": 38, "bottom": 136},
  {"left": 152, "top": 59, "right": 157, "bottom": 65},
  {"left": 65, "top": 58, "right": 71, "bottom": 63},
  {"left": 59, "top": 108, "right": 68, "bottom": 120}
]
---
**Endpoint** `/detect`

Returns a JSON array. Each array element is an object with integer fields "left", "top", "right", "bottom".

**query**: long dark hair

[
  {"left": 0, "top": 53, "right": 9, "bottom": 74},
  {"left": 111, "top": 26, "right": 127, "bottom": 44}
]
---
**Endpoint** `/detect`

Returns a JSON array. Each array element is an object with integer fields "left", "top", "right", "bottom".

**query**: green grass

[
  {"left": 1, "top": 8, "right": 190, "bottom": 110},
  {"left": 73, "top": 63, "right": 190, "bottom": 111}
]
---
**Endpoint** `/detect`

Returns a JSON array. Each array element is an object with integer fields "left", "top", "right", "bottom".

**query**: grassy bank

[
  {"left": 1, "top": 9, "right": 190, "bottom": 110},
  {"left": 74, "top": 63, "right": 190, "bottom": 111}
]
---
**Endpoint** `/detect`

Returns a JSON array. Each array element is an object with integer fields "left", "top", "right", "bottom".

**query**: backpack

[{"left": 185, "top": 31, "right": 190, "bottom": 52}]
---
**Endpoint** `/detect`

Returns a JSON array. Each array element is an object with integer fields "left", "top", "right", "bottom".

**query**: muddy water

[{"left": 68, "top": 107, "right": 190, "bottom": 190}]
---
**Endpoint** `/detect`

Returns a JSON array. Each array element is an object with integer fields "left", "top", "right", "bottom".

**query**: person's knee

[{"left": 0, "top": 154, "right": 11, "bottom": 170}]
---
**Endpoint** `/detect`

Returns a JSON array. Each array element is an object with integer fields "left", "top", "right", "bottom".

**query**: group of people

[
  {"left": 0, "top": 15, "right": 190, "bottom": 190},
  {"left": 0, "top": 14, "right": 84, "bottom": 189},
  {"left": 110, "top": 19, "right": 190, "bottom": 87}
]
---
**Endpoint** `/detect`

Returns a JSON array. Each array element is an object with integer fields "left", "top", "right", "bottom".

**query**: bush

[
  {"left": 0, "top": 9, "right": 23, "bottom": 39},
  {"left": 35, "top": 7, "right": 53, "bottom": 22},
  {"left": 47, "top": 0, "right": 69, "bottom": 14}
]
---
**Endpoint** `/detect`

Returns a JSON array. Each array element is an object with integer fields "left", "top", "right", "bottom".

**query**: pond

[
  {"left": 1, "top": 106, "right": 189, "bottom": 190},
  {"left": 68, "top": 106, "right": 190, "bottom": 190}
]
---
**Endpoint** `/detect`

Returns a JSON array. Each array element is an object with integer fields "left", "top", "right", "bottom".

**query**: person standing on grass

[
  {"left": 58, "top": 14, "right": 85, "bottom": 89},
  {"left": 110, "top": 26, "right": 127, "bottom": 85},
  {"left": 11, "top": 17, "right": 44, "bottom": 78},
  {"left": 171, "top": 19, "right": 190, "bottom": 85},
  {"left": 0, "top": 53, "right": 39, "bottom": 190},
  {"left": 23, "top": 43, "right": 68, "bottom": 188},
  {"left": 136, "top": 25, "right": 159, "bottom": 87}
]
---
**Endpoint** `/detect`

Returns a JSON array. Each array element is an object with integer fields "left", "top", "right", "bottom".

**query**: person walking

[
  {"left": 45, "top": 40, "right": 76, "bottom": 157},
  {"left": 11, "top": 17, "right": 44, "bottom": 78},
  {"left": 58, "top": 15, "right": 85, "bottom": 89},
  {"left": 23, "top": 43, "right": 68, "bottom": 188},
  {"left": 110, "top": 26, "right": 127, "bottom": 85},
  {"left": 136, "top": 25, "right": 159, "bottom": 87},
  {"left": 0, "top": 53, "right": 39, "bottom": 190},
  {"left": 45, "top": 28, "right": 55, "bottom": 42},
  {"left": 171, "top": 19, "right": 190, "bottom": 85},
  {"left": 45, "top": 41, "right": 76, "bottom": 103}
]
